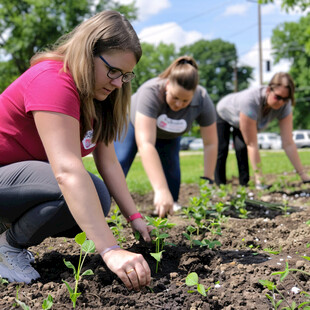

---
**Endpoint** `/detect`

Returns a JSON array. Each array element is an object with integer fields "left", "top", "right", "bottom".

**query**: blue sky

[{"left": 118, "top": 0, "right": 308, "bottom": 85}]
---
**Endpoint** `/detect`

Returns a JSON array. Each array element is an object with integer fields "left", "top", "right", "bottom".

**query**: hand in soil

[
  {"left": 153, "top": 189, "right": 174, "bottom": 218},
  {"left": 101, "top": 248, "right": 151, "bottom": 291},
  {"left": 130, "top": 218, "right": 153, "bottom": 242}
]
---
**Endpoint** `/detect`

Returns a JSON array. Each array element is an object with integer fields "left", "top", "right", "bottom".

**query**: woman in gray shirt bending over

[
  {"left": 115, "top": 56, "right": 218, "bottom": 218},
  {"left": 215, "top": 72, "right": 310, "bottom": 189}
]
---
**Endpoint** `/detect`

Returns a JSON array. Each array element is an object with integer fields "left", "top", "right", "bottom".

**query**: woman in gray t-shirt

[
  {"left": 215, "top": 72, "right": 310, "bottom": 188},
  {"left": 115, "top": 56, "right": 218, "bottom": 217}
]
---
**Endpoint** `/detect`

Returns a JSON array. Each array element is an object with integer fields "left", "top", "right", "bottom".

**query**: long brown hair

[
  {"left": 159, "top": 56, "right": 199, "bottom": 91},
  {"left": 31, "top": 10, "right": 142, "bottom": 144}
]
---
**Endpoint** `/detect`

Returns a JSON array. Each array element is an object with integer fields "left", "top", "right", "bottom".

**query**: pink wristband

[
  {"left": 100, "top": 245, "right": 120, "bottom": 256},
  {"left": 126, "top": 212, "right": 143, "bottom": 223}
]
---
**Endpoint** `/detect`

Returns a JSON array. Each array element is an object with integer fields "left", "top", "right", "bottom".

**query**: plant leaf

[
  {"left": 62, "top": 280, "right": 73, "bottom": 294},
  {"left": 81, "top": 240, "right": 96, "bottom": 253},
  {"left": 63, "top": 259, "right": 76, "bottom": 275},
  {"left": 75, "top": 232, "right": 86, "bottom": 245},
  {"left": 186, "top": 272, "right": 198, "bottom": 286},
  {"left": 197, "top": 283, "right": 207, "bottom": 296},
  {"left": 150, "top": 251, "right": 164, "bottom": 262},
  {"left": 81, "top": 269, "right": 94, "bottom": 277}
]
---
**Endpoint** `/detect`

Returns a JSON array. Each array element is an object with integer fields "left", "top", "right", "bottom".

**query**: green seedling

[
  {"left": 14, "top": 286, "right": 30, "bottom": 310},
  {"left": 145, "top": 216, "right": 175, "bottom": 273},
  {"left": 0, "top": 276, "right": 8, "bottom": 285},
  {"left": 186, "top": 272, "right": 210, "bottom": 297},
  {"left": 206, "top": 220, "right": 222, "bottom": 236},
  {"left": 42, "top": 295, "right": 53, "bottom": 310},
  {"left": 263, "top": 246, "right": 282, "bottom": 255},
  {"left": 193, "top": 238, "right": 221, "bottom": 249},
  {"left": 62, "top": 232, "right": 95, "bottom": 308},
  {"left": 260, "top": 259, "right": 310, "bottom": 310},
  {"left": 107, "top": 205, "right": 126, "bottom": 246},
  {"left": 183, "top": 225, "right": 197, "bottom": 248}
]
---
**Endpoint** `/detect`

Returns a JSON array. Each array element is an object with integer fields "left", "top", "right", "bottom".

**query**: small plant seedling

[
  {"left": 63, "top": 232, "right": 96, "bottom": 308},
  {"left": 183, "top": 225, "right": 197, "bottom": 248},
  {"left": 145, "top": 216, "right": 176, "bottom": 273},
  {"left": 107, "top": 205, "right": 127, "bottom": 246},
  {"left": 42, "top": 295, "right": 53, "bottom": 310},
  {"left": 260, "top": 259, "right": 310, "bottom": 309},
  {"left": 186, "top": 272, "right": 210, "bottom": 297},
  {"left": 193, "top": 238, "right": 221, "bottom": 249},
  {"left": 0, "top": 276, "right": 8, "bottom": 285},
  {"left": 263, "top": 246, "right": 282, "bottom": 255}
]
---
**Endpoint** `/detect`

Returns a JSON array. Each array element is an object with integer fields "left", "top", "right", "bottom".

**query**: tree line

[{"left": 0, "top": 0, "right": 309, "bottom": 128}]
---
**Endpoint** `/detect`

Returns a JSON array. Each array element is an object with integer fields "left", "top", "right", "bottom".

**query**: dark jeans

[
  {"left": 0, "top": 161, "right": 111, "bottom": 248},
  {"left": 114, "top": 122, "right": 181, "bottom": 201},
  {"left": 215, "top": 113, "right": 249, "bottom": 186}
]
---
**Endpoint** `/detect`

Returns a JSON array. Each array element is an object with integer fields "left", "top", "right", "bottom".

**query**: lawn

[{"left": 83, "top": 149, "right": 310, "bottom": 195}]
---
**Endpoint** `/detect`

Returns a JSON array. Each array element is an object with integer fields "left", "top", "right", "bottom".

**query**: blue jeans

[
  {"left": 114, "top": 122, "right": 181, "bottom": 201},
  {"left": 0, "top": 161, "right": 111, "bottom": 248}
]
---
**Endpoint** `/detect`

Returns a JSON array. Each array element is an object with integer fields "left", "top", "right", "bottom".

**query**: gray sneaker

[{"left": 0, "top": 232, "right": 40, "bottom": 283}]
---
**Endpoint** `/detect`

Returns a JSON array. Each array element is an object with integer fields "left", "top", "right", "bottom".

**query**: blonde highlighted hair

[
  {"left": 31, "top": 10, "right": 142, "bottom": 144},
  {"left": 268, "top": 72, "right": 295, "bottom": 106},
  {"left": 159, "top": 56, "right": 199, "bottom": 91}
]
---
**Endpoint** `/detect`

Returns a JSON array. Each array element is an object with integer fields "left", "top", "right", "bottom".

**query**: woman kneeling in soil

[
  {"left": 114, "top": 56, "right": 218, "bottom": 218},
  {"left": 0, "top": 10, "right": 152, "bottom": 290},
  {"left": 215, "top": 72, "right": 310, "bottom": 189}
]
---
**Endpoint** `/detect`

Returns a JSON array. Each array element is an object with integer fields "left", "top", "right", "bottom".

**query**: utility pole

[
  {"left": 247, "top": 0, "right": 263, "bottom": 85},
  {"left": 258, "top": 2, "right": 263, "bottom": 85}
]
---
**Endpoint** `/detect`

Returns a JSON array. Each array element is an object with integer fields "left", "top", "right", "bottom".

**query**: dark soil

[{"left": 1, "top": 173, "right": 310, "bottom": 310}]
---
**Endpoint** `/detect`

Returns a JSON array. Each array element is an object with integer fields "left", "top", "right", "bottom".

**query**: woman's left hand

[
  {"left": 300, "top": 171, "right": 310, "bottom": 183},
  {"left": 130, "top": 218, "right": 153, "bottom": 242}
]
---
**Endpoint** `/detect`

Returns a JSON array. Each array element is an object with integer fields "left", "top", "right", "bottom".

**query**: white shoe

[
  {"left": 0, "top": 232, "right": 40, "bottom": 283},
  {"left": 173, "top": 202, "right": 182, "bottom": 211}
]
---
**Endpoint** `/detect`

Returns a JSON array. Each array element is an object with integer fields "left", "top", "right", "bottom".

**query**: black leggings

[
  {"left": 0, "top": 161, "right": 111, "bottom": 248},
  {"left": 215, "top": 113, "right": 249, "bottom": 186}
]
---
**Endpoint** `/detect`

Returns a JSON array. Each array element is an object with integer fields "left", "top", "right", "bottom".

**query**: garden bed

[{"left": 0, "top": 173, "right": 310, "bottom": 309}]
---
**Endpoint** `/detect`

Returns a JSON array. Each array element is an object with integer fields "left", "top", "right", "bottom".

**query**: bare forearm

[
  {"left": 56, "top": 168, "right": 117, "bottom": 253},
  {"left": 139, "top": 144, "right": 169, "bottom": 192},
  {"left": 203, "top": 144, "right": 217, "bottom": 179},
  {"left": 98, "top": 160, "right": 138, "bottom": 218},
  {"left": 283, "top": 143, "right": 304, "bottom": 174},
  {"left": 247, "top": 145, "right": 262, "bottom": 182}
]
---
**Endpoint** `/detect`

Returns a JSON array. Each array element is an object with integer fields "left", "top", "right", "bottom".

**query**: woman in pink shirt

[{"left": 0, "top": 10, "right": 152, "bottom": 290}]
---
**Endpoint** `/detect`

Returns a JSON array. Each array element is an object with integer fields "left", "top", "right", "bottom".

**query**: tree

[
  {"left": 270, "top": 14, "right": 310, "bottom": 129},
  {"left": 132, "top": 42, "right": 177, "bottom": 93},
  {"left": 0, "top": 0, "right": 137, "bottom": 91},
  {"left": 179, "top": 39, "right": 253, "bottom": 103},
  {"left": 259, "top": 0, "right": 310, "bottom": 11}
]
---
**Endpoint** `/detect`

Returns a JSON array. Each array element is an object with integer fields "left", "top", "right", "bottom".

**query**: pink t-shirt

[{"left": 0, "top": 60, "right": 96, "bottom": 165}]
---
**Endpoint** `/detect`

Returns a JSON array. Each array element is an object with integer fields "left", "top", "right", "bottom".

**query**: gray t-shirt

[
  {"left": 216, "top": 86, "right": 292, "bottom": 131},
  {"left": 130, "top": 77, "right": 216, "bottom": 139}
]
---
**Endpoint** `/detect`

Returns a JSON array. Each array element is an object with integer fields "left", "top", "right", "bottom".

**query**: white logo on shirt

[
  {"left": 82, "top": 130, "right": 96, "bottom": 149},
  {"left": 156, "top": 114, "right": 187, "bottom": 133}
]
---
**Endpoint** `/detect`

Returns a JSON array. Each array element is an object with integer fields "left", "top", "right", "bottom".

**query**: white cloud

[
  {"left": 138, "top": 22, "right": 209, "bottom": 50},
  {"left": 116, "top": 0, "right": 171, "bottom": 21},
  {"left": 261, "top": 4, "right": 277, "bottom": 15},
  {"left": 223, "top": 4, "right": 250, "bottom": 16},
  {"left": 239, "top": 38, "right": 291, "bottom": 86}
]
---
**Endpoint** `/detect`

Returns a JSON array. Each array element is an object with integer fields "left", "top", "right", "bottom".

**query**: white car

[
  {"left": 189, "top": 138, "right": 203, "bottom": 150},
  {"left": 292, "top": 130, "right": 310, "bottom": 148},
  {"left": 257, "top": 132, "right": 282, "bottom": 150}
]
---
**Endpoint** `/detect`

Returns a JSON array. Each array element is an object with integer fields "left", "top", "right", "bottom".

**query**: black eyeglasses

[
  {"left": 99, "top": 55, "right": 135, "bottom": 83},
  {"left": 271, "top": 89, "right": 290, "bottom": 103}
]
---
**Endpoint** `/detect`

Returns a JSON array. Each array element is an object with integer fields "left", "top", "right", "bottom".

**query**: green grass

[{"left": 83, "top": 149, "right": 310, "bottom": 195}]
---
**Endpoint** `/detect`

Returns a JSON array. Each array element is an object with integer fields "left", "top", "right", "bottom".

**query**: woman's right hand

[
  {"left": 101, "top": 248, "right": 151, "bottom": 291},
  {"left": 153, "top": 189, "right": 174, "bottom": 218}
]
